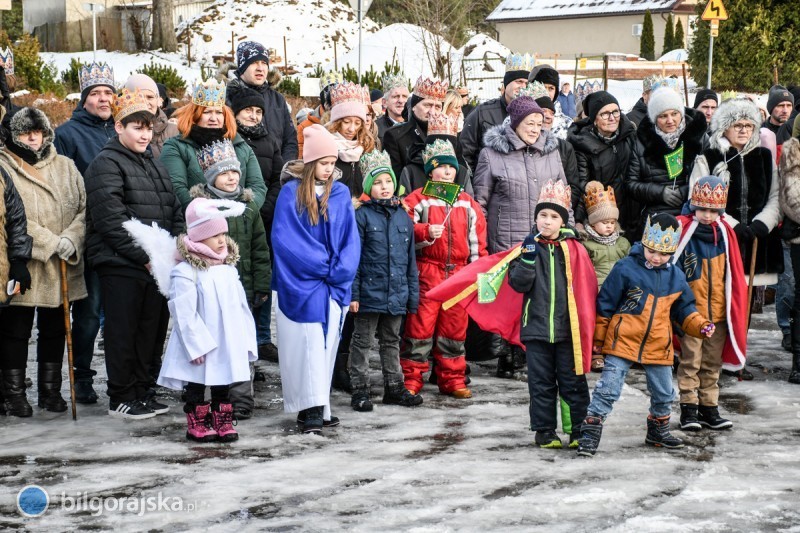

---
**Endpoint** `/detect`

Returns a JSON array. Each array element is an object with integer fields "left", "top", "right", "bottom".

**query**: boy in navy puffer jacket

[{"left": 349, "top": 150, "right": 422, "bottom": 412}]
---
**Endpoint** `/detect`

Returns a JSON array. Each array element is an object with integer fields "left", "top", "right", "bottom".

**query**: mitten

[{"left": 521, "top": 234, "right": 538, "bottom": 262}]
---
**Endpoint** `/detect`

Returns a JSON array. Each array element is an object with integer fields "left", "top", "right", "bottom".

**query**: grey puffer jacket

[{"left": 473, "top": 119, "right": 573, "bottom": 254}]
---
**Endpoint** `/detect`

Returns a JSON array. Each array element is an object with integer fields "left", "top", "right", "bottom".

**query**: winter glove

[
  {"left": 521, "top": 234, "right": 538, "bottom": 262},
  {"left": 749, "top": 220, "right": 770, "bottom": 241},
  {"left": 9, "top": 259, "right": 31, "bottom": 295},
  {"left": 734, "top": 223, "right": 754, "bottom": 246},
  {"left": 55, "top": 237, "right": 76, "bottom": 261},
  {"left": 661, "top": 187, "right": 684, "bottom": 208},
  {"left": 252, "top": 292, "right": 268, "bottom": 309}
]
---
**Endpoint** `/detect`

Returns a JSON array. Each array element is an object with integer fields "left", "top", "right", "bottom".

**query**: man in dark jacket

[
  {"left": 383, "top": 76, "right": 447, "bottom": 179},
  {"left": 229, "top": 86, "right": 283, "bottom": 362},
  {"left": 776, "top": 86, "right": 800, "bottom": 146},
  {"left": 54, "top": 62, "right": 117, "bottom": 404},
  {"left": 626, "top": 75, "right": 666, "bottom": 128},
  {"left": 84, "top": 90, "right": 184, "bottom": 420},
  {"left": 693, "top": 89, "right": 718, "bottom": 132},
  {"left": 376, "top": 75, "right": 409, "bottom": 143},
  {"left": 460, "top": 53, "right": 533, "bottom": 172},
  {"left": 226, "top": 41, "right": 298, "bottom": 162}
]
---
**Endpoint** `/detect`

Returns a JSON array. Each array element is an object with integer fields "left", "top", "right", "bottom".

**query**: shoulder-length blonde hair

[
  {"left": 173, "top": 102, "right": 237, "bottom": 140},
  {"left": 325, "top": 117, "right": 375, "bottom": 153},
  {"left": 289, "top": 160, "right": 335, "bottom": 226},
  {"left": 443, "top": 89, "right": 463, "bottom": 117}
]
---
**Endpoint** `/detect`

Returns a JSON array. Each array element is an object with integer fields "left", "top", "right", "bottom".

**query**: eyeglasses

[
  {"left": 732, "top": 123, "right": 755, "bottom": 132},
  {"left": 598, "top": 110, "right": 621, "bottom": 120}
]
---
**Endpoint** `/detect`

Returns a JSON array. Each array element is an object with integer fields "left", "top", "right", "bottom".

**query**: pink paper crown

[
  {"left": 413, "top": 76, "right": 448, "bottom": 101},
  {"left": 427, "top": 113, "right": 458, "bottom": 137},
  {"left": 537, "top": 179, "right": 571, "bottom": 211},
  {"left": 330, "top": 82, "right": 370, "bottom": 108}
]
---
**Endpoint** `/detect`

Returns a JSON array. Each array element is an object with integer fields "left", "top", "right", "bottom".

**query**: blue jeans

[
  {"left": 71, "top": 267, "right": 102, "bottom": 382},
  {"left": 776, "top": 242, "right": 794, "bottom": 334},
  {"left": 587, "top": 355, "right": 676, "bottom": 419},
  {"left": 255, "top": 291, "right": 272, "bottom": 345}
]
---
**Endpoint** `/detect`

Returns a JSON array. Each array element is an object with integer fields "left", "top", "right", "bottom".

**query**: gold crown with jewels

[
  {"left": 642, "top": 216, "right": 681, "bottom": 253},
  {"left": 191, "top": 79, "right": 227, "bottom": 108},
  {"left": 505, "top": 52, "right": 535, "bottom": 73},
  {"left": 112, "top": 88, "right": 150, "bottom": 121}
]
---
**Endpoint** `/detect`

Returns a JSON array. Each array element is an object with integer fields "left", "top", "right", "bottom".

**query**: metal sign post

[
  {"left": 701, "top": 0, "right": 728, "bottom": 89},
  {"left": 348, "top": 0, "right": 373, "bottom": 84}
]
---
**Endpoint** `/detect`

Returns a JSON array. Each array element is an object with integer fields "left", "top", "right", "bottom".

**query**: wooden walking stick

[
  {"left": 60, "top": 259, "right": 77, "bottom": 420},
  {"left": 746, "top": 238, "right": 759, "bottom": 329}
]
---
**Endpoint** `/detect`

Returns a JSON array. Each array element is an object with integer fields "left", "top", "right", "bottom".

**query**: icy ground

[{"left": 1, "top": 305, "right": 800, "bottom": 531}]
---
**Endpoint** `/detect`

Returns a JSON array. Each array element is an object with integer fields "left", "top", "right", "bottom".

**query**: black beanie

[
  {"left": 532, "top": 67, "right": 559, "bottom": 90},
  {"left": 504, "top": 70, "right": 530, "bottom": 87},
  {"left": 789, "top": 86, "right": 800, "bottom": 110},
  {"left": 693, "top": 89, "right": 718, "bottom": 109},
  {"left": 370, "top": 88, "right": 383, "bottom": 102},
  {"left": 584, "top": 91, "right": 619, "bottom": 122},
  {"left": 156, "top": 83, "right": 168, "bottom": 102},
  {"left": 767, "top": 85, "right": 794, "bottom": 115},
  {"left": 535, "top": 96, "right": 556, "bottom": 113},
  {"left": 229, "top": 87, "right": 265, "bottom": 116}
]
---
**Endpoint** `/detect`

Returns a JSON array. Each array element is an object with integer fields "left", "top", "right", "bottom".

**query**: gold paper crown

[
  {"left": 413, "top": 76, "right": 448, "bottom": 101},
  {"left": 319, "top": 71, "right": 344, "bottom": 90},
  {"left": 584, "top": 181, "right": 618, "bottom": 213},
  {"left": 642, "top": 216, "right": 681, "bottom": 254},
  {"left": 690, "top": 178, "right": 728, "bottom": 211},
  {"left": 505, "top": 52, "right": 535, "bottom": 73},
  {"left": 191, "top": 79, "right": 227, "bottom": 108},
  {"left": 329, "top": 81, "right": 370, "bottom": 108},
  {"left": 112, "top": 88, "right": 150, "bottom": 121},
  {"left": 537, "top": 179, "right": 571, "bottom": 212},
  {"left": 427, "top": 113, "right": 458, "bottom": 137},
  {"left": 515, "top": 81, "right": 549, "bottom": 101}
]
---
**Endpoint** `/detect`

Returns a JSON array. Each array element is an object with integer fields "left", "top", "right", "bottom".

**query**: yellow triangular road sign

[{"left": 702, "top": 0, "right": 729, "bottom": 21}]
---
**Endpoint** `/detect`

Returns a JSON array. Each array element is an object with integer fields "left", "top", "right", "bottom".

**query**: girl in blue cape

[{"left": 271, "top": 124, "right": 360, "bottom": 434}]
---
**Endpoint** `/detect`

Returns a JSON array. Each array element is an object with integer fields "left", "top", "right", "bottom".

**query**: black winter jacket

[
  {"left": 237, "top": 123, "right": 283, "bottom": 236},
  {"left": 84, "top": 138, "right": 184, "bottom": 280},
  {"left": 376, "top": 112, "right": 401, "bottom": 144},
  {"left": 226, "top": 77, "right": 298, "bottom": 162},
  {"left": 398, "top": 134, "right": 472, "bottom": 195},
  {"left": 626, "top": 98, "right": 648, "bottom": 128},
  {"left": 383, "top": 114, "right": 428, "bottom": 179},
  {"left": 627, "top": 109, "right": 708, "bottom": 229},
  {"left": 460, "top": 97, "right": 508, "bottom": 172},
  {"left": 2, "top": 167, "right": 32, "bottom": 262},
  {"left": 567, "top": 115, "right": 638, "bottom": 232},
  {"left": 336, "top": 159, "right": 363, "bottom": 199}
]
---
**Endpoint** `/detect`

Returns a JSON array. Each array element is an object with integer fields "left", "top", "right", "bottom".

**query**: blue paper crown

[
  {"left": 191, "top": 79, "right": 227, "bottom": 108},
  {"left": 197, "top": 140, "right": 239, "bottom": 173},
  {"left": 642, "top": 216, "right": 681, "bottom": 254},
  {"left": 79, "top": 61, "right": 115, "bottom": 92},
  {"left": 505, "top": 52, "right": 535, "bottom": 73}
]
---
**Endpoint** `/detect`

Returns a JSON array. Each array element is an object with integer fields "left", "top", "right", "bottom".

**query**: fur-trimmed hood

[
  {"left": 709, "top": 98, "right": 763, "bottom": 155},
  {"left": 189, "top": 183, "right": 255, "bottom": 203},
  {"left": 482, "top": 117, "right": 558, "bottom": 156},
  {"left": 176, "top": 234, "right": 240, "bottom": 270}
]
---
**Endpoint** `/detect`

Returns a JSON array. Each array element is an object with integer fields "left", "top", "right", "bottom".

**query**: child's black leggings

[{"left": 183, "top": 382, "right": 230, "bottom": 412}]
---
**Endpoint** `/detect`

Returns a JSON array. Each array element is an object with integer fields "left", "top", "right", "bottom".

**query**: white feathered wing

[{"left": 122, "top": 219, "right": 179, "bottom": 297}]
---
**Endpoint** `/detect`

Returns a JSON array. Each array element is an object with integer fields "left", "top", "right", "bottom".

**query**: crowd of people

[{"left": 1, "top": 42, "right": 799, "bottom": 455}]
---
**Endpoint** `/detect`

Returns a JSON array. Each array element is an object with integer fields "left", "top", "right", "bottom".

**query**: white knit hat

[{"left": 647, "top": 88, "right": 685, "bottom": 124}]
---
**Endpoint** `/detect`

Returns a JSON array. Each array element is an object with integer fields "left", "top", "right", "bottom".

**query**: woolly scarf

[
  {"left": 179, "top": 236, "right": 228, "bottom": 267},
  {"left": 207, "top": 183, "right": 242, "bottom": 200},
  {"left": 332, "top": 131, "right": 364, "bottom": 162},
  {"left": 189, "top": 125, "right": 226, "bottom": 147},
  {"left": 655, "top": 117, "right": 687, "bottom": 149},
  {"left": 585, "top": 224, "right": 620, "bottom": 246},
  {"left": 237, "top": 122, "right": 267, "bottom": 140}
]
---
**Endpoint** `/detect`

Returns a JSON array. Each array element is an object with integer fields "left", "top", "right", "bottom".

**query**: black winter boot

[
  {"left": 492, "top": 335, "right": 515, "bottom": 379},
  {"left": 351, "top": 389, "right": 373, "bottom": 412},
  {"left": 37, "top": 362, "right": 67, "bottom": 413},
  {"left": 697, "top": 405, "right": 733, "bottom": 429},
  {"left": 74, "top": 380, "right": 98, "bottom": 404},
  {"left": 789, "top": 310, "right": 800, "bottom": 384},
  {"left": 383, "top": 383, "right": 423, "bottom": 406},
  {"left": 301, "top": 406, "right": 324, "bottom": 434},
  {"left": 577, "top": 416, "right": 603, "bottom": 457},
  {"left": 645, "top": 415, "right": 684, "bottom": 449},
  {"left": 679, "top": 403, "right": 701, "bottom": 431},
  {"left": 332, "top": 352, "right": 352, "bottom": 393},
  {"left": 2, "top": 368, "right": 33, "bottom": 417}
]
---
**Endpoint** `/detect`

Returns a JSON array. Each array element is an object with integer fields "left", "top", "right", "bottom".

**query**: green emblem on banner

[
  {"left": 477, "top": 262, "right": 509, "bottom": 304},
  {"left": 664, "top": 144, "right": 684, "bottom": 180},
  {"left": 422, "top": 180, "right": 462, "bottom": 206}
]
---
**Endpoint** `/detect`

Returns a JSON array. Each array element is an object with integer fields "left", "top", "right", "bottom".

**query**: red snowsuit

[{"left": 401, "top": 187, "right": 488, "bottom": 393}]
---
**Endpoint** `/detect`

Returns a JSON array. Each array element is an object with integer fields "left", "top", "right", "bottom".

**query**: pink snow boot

[
  {"left": 211, "top": 403, "right": 239, "bottom": 442},
  {"left": 185, "top": 403, "right": 218, "bottom": 442}
]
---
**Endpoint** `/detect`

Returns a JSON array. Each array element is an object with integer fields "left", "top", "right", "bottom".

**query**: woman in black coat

[
  {"left": 567, "top": 91, "right": 638, "bottom": 235},
  {"left": 627, "top": 88, "right": 708, "bottom": 235}
]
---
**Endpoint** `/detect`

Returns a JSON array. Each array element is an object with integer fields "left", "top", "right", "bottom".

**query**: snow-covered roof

[{"left": 487, "top": 0, "right": 683, "bottom": 22}]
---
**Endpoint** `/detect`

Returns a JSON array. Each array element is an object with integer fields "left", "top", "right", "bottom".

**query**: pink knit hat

[
  {"left": 302, "top": 124, "right": 339, "bottom": 163},
  {"left": 185, "top": 198, "right": 245, "bottom": 242}
]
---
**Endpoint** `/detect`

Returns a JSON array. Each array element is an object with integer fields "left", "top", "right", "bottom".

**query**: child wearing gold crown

[
  {"left": 581, "top": 181, "right": 631, "bottom": 372},
  {"left": 672, "top": 176, "right": 748, "bottom": 431},
  {"left": 401, "top": 138, "right": 487, "bottom": 398},
  {"left": 508, "top": 179, "right": 598, "bottom": 449},
  {"left": 348, "top": 150, "right": 422, "bottom": 411},
  {"left": 577, "top": 213, "right": 715, "bottom": 457}
]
